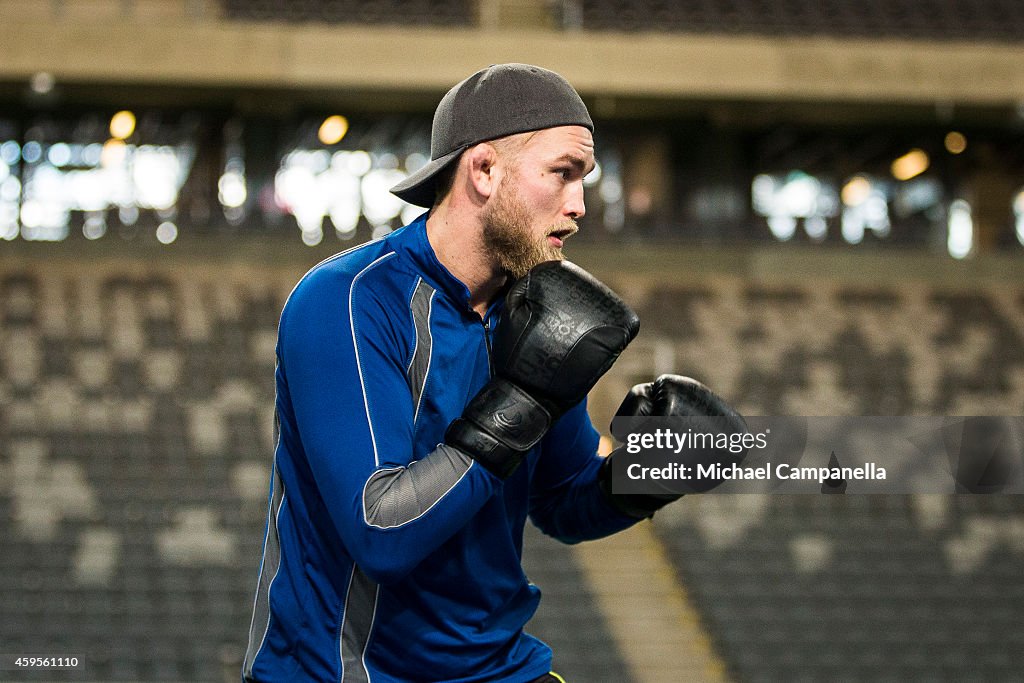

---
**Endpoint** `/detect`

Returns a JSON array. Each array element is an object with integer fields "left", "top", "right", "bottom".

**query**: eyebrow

[{"left": 555, "top": 153, "right": 596, "bottom": 175}]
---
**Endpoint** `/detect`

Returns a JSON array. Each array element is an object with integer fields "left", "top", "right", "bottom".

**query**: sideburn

[{"left": 482, "top": 185, "right": 563, "bottom": 279}]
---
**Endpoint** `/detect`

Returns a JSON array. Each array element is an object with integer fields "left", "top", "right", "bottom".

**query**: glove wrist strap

[
  {"left": 445, "top": 377, "right": 552, "bottom": 479},
  {"left": 597, "top": 450, "right": 681, "bottom": 519}
]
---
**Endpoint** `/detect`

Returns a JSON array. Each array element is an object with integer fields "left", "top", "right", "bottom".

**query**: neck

[{"left": 426, "top": 201, "right": 507, "bottom": 318}]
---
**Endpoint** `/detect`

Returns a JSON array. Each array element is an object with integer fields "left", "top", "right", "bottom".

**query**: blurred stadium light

[{"left": 0, "top": 0, "right": 1021, "bottom": 254}]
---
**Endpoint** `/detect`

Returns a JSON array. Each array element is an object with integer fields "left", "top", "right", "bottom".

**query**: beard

[{"left": 481, "top": 183, "right": 577, "bottom": 280}]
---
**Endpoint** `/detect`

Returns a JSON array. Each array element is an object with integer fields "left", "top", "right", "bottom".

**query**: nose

[{"left": 564, "top": 182, "right": 586, "bottom": 220}]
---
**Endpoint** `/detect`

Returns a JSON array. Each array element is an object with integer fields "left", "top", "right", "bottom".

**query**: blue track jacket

[{"left": 244, "top": 213, "right": 638, "bottom": 682}]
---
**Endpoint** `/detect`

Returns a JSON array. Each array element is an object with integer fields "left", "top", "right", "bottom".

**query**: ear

[{"left": 465, "top": 143, "right": 499, "bottom": 200}]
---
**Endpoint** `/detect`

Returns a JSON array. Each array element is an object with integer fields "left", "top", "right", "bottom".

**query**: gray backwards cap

[{"left": 390, "top": 63, "right": 593, "bottom": 208}]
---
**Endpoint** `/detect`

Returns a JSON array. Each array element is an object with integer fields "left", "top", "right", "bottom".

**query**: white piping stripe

[
  {"left": 280, "top": 237, "right": 385, "bottom": 319},
  {"left": 349, "top": 251, "right": 397, "bottom": 468}
]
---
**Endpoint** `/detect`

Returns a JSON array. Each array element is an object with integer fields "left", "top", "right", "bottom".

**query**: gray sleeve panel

[
  {"left": 362, "top": 444, "right": 474, "bottom": 529},
  {"left": 339, "top": 565, "right": 377, "bottom": 683},
  {"left": 407, "top": 278, "right": 435, "bottom": 423},
  {"left": 243, "top": 460, "right": 285, "bottom": 680}
]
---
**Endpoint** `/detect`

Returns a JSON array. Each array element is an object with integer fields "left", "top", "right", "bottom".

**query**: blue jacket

[{"left": 244, "top": 213, "right": 638, "bottom": 682}]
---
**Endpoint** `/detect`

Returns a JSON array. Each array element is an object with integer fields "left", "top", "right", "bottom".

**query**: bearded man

[{"left": 243, "top": 64, "right": 718, "bottom": 683}]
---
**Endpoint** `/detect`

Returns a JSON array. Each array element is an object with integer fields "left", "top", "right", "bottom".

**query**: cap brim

[{"left": 390, "top": 146, "right": 466, "bottom": 208}]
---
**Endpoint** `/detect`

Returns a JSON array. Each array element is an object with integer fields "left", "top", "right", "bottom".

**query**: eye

[{"left": 553, "top": 167, "right": 572, "bottom": 181}]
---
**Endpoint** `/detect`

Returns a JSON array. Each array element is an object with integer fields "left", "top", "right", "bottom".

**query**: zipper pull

[{"left": 482, "top": 318, "right": 494, "bottom": 376}]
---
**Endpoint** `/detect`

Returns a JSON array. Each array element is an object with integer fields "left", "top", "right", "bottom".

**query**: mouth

[{"left": 547, "top": 225, "right": 577, "bottom": 248}]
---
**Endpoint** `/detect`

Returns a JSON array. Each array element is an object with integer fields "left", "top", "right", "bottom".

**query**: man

[{"left": 243, "top": 63, "right": 741, "bottom": 682}]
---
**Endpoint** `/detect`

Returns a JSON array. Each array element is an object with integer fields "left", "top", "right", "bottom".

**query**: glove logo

[{"left": 494, "top": 409, "right": 523, "bottom": 430}]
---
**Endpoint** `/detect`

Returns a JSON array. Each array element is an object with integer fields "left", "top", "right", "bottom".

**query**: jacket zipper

[{"left": 482, "top": 318, "right": 494, "bottom": 377}]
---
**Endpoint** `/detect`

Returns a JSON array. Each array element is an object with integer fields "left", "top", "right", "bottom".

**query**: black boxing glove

[
  {"left": 599, "top": 374, "right": 748, "bottom": 518},
  {"left": 446, "top": 261, "right": 640, "bottom": 478}
]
